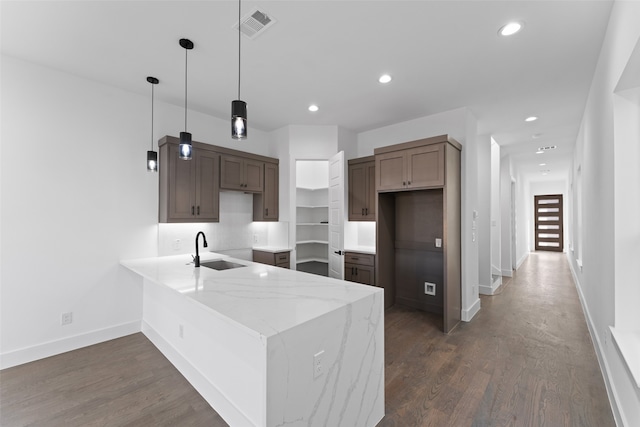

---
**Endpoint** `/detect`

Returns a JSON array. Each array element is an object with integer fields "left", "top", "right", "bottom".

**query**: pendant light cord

[
  {"left": 238, "top": 0, "right": 241, "bottom": 100},
  {"left": 184, "top": 47, "right": 188, "bottom": 132},
  {"left": 150, "top": 83, "right": 155, "bottom": 150}
]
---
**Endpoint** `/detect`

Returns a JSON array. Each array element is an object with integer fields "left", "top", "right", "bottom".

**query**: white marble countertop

[
  {"left": 344, "top": 246, "right": 376, "bottom": 255},
  {"left": 251, "top": 246, "right": 292, "bottom": 253},
  {"left": 121, "top": 252, "right": 381, "bottom": 339}
]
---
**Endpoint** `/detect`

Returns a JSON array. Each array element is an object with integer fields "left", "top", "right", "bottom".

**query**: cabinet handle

[
  {"left": 266, "top": 208, "right": 268, "bottom": 216},
  {"left": 191, "top": 206, "right": 195, "bottom": 215},
  {"left": 351, "top": 267, "right": 355, "bottom": 275},
  {"left": 352, "top": 257, "right": 359, "bottom": 260},
  {"left": 365, "top": 208, "right": 368, "bottom": 215},
  {"left": 403, "top": 181, "right": 406, "bottom": 186},
  {"left": 408, "top": 180, "right": 411, "bottom": 185},
  {"left": 278, "top": 255, "right": 286, "bottom": 260},
  {"left": 355, "top": 267, "right": 358, "bottom": 276},
  {"left": 197, "top": 206, "right": 200, "bottom": 215}
]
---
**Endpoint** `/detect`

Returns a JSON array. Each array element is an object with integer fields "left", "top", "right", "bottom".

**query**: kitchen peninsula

[{"left": 121, "top": 252, "right": 384, "bottom": 427}]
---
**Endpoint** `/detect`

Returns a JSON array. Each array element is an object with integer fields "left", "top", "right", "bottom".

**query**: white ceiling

[{"left": 1, "top": 0, "right": 613, "bottom": 182}]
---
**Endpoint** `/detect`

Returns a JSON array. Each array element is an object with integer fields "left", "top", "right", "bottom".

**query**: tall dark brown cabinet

[{"left": 375, "top": 135, "right": 461, "bottom": 333}]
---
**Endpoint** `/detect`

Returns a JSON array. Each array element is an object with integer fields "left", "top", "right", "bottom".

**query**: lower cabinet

[
  {"left": 253, "top": 250, "right": 290, "bottom": 269},
  {"left": 344, "top": 252, "right": 375, "bottom": 286}
]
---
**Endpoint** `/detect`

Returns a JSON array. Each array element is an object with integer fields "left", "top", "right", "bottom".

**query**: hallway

[
  {"left": 0, "top": 253, "right": 615, "bottom": 426},
  {"left": 382, "top": 251, "right": 615, "bottom": 426}
]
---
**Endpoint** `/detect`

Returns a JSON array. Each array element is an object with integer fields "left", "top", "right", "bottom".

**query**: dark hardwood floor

[{"left": 1, "top": 252, "right": 614, "bottom": 426}]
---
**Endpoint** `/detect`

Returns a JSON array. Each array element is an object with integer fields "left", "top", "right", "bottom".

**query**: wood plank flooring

[{"left": 1, "top": 251, "right": 614, "bottom": 426}]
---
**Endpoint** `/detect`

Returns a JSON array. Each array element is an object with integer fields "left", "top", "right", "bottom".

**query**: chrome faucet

[{"left": 194, "top": 231, "right": 208, "bottom": 267}]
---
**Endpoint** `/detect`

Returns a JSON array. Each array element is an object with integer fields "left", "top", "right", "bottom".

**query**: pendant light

[
  {"left": 146, "top": 76, "right": 159, "bottom": 172},
  {"left": 179, "top": 38, "right": 194, "bottom": 160},
  {"left": 232, "top": 0, "right": 247, "bottom": 140}
]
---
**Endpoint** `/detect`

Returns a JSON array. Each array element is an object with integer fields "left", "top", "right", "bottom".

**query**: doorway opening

[{"left": 534, "top": 194, "right": 563, "bottom": 252}]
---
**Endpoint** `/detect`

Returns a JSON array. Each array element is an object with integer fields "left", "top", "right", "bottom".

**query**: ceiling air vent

[
  {"left": 234, "top": 8, "right": 276, "bottom": 39},
  {"left": 537, "top": 145, "right": 557, "bottom": 152}
]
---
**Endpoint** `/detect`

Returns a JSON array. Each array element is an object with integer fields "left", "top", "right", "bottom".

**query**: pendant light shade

[
  {"left": 146, "top": 76, "right": 159, "bottom": 172},
  {"left": 179, "top": 38, "right": 194, "bottom": 159},
  {"left": 232, "top": 0, "right": 247, "bottom": 140},
  {"left": 179, "top": 131, "right": 192, "bottom": 159},
  {"left": 232, "top": 100, "right": 247, "bottom": 140}
]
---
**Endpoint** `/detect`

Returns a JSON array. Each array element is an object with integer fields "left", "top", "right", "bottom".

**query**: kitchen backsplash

[{"left": 158, "top": 191, "right": 289, "bottom": 257}]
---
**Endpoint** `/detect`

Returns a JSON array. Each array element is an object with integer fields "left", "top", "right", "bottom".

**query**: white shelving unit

[{"left": 296, "top": 187, "right": 329, "bottom": 275}]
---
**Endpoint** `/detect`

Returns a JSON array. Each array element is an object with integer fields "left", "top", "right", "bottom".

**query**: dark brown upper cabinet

[
  {"left": 158, "top": 136, "right": 279, "bottom": 223},
  {"left": 253, "top": 162, "right": 279, "bottom": 221},
  {"left": 159, "top": 137, "right": 220, "bottom": 223},
  {"left": 348, "top": 156, "right": 376, "bottom": 221},
  {"left": 376, "top": 143, "right": 445, "bottom": 192},
  {"left": 220, "top": 154, "right": 264, "bottom": 192}
]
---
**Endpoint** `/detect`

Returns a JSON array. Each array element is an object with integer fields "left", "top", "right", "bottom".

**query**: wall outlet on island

[
  {"left": 173, "top": 239, "right": 181, "bottom": 251},
  {"left": 313, "top": 350, "right": 324, "bottom": 379}
]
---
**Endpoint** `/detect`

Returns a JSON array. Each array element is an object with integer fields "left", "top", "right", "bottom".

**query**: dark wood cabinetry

[
  {"left": 253, "top": 162, "right": 278, "bottom": 221},
  {"left": 375, "top": 135, "right": 461, "bottom": 334},
  {"left": 220, "top": 154, "right": 263, "bottom": 192},
  {"left": 376, "top": 143, "right": 444, "bottom": 191},
  {"left": 253, "top": 250, "right": 290, "bottom": 269},
  {"left": 348, "top": 156, "right": 376, "bottom": 221},
  {"left": 344, "top": 252, "right": 375, "bottom": 286},
  {"left": 159, "top": 138, "right": 219, "bottom": 223},
  {"left": 158, "top": 135, "right": 279, "bottom": 223}
]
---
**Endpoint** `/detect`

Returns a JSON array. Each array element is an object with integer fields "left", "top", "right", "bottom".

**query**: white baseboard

[
  {"left": 0, "top": 321, "right": 141, "bottom": 370},
  {"left": 491, "top": 265, "right": 501, "bottom": 276},
  {"left": 566, "top": 254, "right": 625, "bottom": 427},
  {"left": 501, "top": 269, "right": 513, "bottom": 277},
  {"left": 516, "top": 252, "right": 529, "bottom": 269},
  {"left": 479, "top": 276, "right": 501, "bottom": 295},
  {"left": 461, "top": 298, "right": 481, "bottom": 322},
  {"left": 141, "top": 322, "right": 253, "bottom": 427}
]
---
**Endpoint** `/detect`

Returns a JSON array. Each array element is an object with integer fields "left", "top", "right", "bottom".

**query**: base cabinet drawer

[
  {"left": 253, "top": 250, "right": 290, "bottom": 269},
  {"left": 344, "top": 252, "right": 375, "bottom": 286}
]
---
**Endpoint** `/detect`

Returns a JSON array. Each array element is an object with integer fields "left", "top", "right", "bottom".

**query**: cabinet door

[
  {"left": 376, "top": 151, "right": 406, "bottom": 192},
  {"left": 167, "top": 144, "right": 196, "bottom": 220},
  {"left": 406, "top": 144, "right": 444, "bottom": 189},
  {"left": 348, "top": 162, "right": 367, "bottom": 220},
  {"left": 365, "top": 162, "right": 376, "bottom": 219},
  {"left": 244, "top": 159, "right": 264, "bottom": 192},
  {"left": 263, "top": 162, "right": 278, "bottom": 220},
  {"left": 345, "top": 263, "right": 375, "bottom": 286},
  {"left": 220, "top": 154, "right": 244, "bottom": 190},
  {"left": 195, "top": 150, "right": 219, "bottom": 221}
]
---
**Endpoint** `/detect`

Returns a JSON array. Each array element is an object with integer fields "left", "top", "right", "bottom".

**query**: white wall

[
  {"left": 356, "top": 107, "right": 481, "bottom": 321},
  {"left": 499, "top": 155, "right": 514, "bottom": 276},
  {"left": 0, "top": 55, "right": 274, "bottom": 368},
  {"left": 490, "top": 140, "right": 501, "bottom": 275},
  {"left": 476, "top": 135, "right": 492, "bottom": 292},
  {"left": 567, "top": 1, "right": 640, "bottom": 425}
]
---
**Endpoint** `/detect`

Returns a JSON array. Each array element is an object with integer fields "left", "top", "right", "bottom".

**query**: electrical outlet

[
  {"left": 172, "top": 239, "right": 182, "bottom": 251},
  {"left": 253, "top": 234, "right": 259, "bottom": 243},
  {"left": 435, "top": 238, "right": 442, "bottom": 248},
  {"left": 313, "top": 350, "right": 324, "bottom": 379},
  {"left": 61, "top": 312, "right": 73, "bottom": 326},
  {"left": 179, "top": 324, "right": 184, "bottom": 339},
  {"left": 424, "top": 282, "right": 436, "bottom": 296}
]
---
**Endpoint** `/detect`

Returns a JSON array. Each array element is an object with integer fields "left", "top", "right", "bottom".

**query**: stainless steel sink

[{"left": 200, "top": 260, "right": 246, "bottom": 271}]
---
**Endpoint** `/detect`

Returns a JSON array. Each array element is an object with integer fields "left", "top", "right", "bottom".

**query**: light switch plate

[{"left": 435, "top": 238, "right": 442, "bottom": 248}]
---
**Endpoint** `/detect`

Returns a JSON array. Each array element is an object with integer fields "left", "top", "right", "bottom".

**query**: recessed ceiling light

[
  {"left": 308, "top": 104, "right": 319, "bottom": 112},
  {"left": 378, "top": 74, "right": 392, "bottom": 84},
  {"left": 536, "top": 150, "right": 544, "bottom": 154},
  {"left": 539, "top": 163, "right": 547, "bottom": 166},
  {"left": 499, "top": 21, "right": 523, "bottom": 36},
  {"left": 525, "top": 116, "right": 538, "bottom": 122}
]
